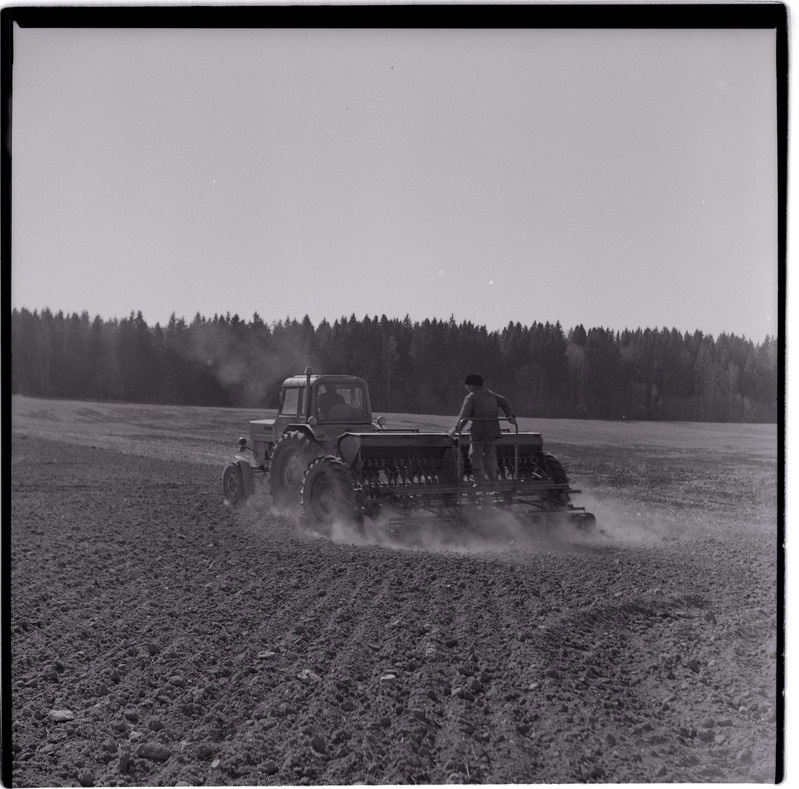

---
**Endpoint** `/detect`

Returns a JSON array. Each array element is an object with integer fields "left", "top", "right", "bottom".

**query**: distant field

[{"left": 11, "top": 394, "right": 777, "bottom": 458}]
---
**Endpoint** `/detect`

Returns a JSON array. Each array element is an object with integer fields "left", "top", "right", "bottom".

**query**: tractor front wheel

[
  {"left": 222, "top": 462, "right": 247, "bottom": 508},
  {"left": 301, "top": 456, "right": 359, "bottom": 535},
  {"left": 269, "top": 431, "right": 322, "bottom": 510}
]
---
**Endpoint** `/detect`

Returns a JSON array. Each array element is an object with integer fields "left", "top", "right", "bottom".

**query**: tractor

[{"left": 222, "top": 368, "right": 595, "bottom": 533}]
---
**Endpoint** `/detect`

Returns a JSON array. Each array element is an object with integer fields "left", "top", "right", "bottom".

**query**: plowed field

[{"left": 8, "top": 397, "right": 780, "bottom": 785}]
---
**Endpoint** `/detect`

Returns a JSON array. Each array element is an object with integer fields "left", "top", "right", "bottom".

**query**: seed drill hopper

[{"left": 222, "top": 368, "right": 595, "bottom": 533}]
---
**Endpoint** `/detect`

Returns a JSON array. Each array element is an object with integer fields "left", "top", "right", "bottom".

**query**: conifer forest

[{"left": 10, "top": 308, "right": 778, "bottom": 422}]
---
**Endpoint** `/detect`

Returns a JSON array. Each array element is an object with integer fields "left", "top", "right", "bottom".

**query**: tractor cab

[
  {"left": 313, "top": 380, "right": 369, "bottom": 424},
  {"left": 272, "top": 370, "right": 374, "bottom": 447}
]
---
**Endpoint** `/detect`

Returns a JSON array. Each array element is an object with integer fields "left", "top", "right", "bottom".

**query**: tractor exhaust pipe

[{"left": 302, "top": 366, "right": 313, "bottom": 417}]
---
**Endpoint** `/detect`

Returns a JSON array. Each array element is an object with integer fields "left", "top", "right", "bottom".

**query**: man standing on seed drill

[{"left": 449, "top": 374, "right": 516, "bottom": 488}]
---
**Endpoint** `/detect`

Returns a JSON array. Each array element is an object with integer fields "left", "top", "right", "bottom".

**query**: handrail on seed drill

[{"left": 452, "top": 417, "right": 519, "bottom": 495}]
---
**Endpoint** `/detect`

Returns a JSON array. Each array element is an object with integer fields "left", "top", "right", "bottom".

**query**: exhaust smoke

[{"left": 188, "top": 319, "right": 321, "bottom": 407}]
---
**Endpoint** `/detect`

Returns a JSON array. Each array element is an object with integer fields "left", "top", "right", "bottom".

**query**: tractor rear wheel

[
  {"left": 222, "top": 462, "right": 247, "bottom": 508},
  {"left": 269, "top": 431, "right": 323, "bottom": 510},
  {"left": 301, "top": 456, "right": 359, "bottom": 535},
  {"left": 543, "top": 452, "right": 570, "bottom": 505}
]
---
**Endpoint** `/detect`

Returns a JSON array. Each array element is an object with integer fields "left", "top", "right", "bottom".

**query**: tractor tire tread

[{"left": 269, "top": 430, "right": 324, "bottom": 508}]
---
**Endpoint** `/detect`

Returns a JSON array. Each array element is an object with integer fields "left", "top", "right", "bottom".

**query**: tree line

[{"left": 10, "top": 308, "right": 778, "bottom": 422}]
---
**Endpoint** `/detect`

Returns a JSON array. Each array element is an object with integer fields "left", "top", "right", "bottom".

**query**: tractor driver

[
  {"left": 449, "top": 373, "right": 516, "bottom": 487},
  {"left": 317, "top": 384, "right": 346, "bottom": 420}
]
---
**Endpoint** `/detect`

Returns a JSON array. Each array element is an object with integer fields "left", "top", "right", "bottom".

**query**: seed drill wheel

[
  {"left": 301, "top": 456, "right": 359, "bottom": 535},
  {"left": 222, "top": 462, "right": 247, "bottom": 508},
  {"left": 269, "top": 431, "right": 323, "bottom": 510},
  {"left": 543, "top": 452, "right": 570, "bottom": 505},
  {"left": 574, "top": 511, "right": 597, "bottom": 529}
]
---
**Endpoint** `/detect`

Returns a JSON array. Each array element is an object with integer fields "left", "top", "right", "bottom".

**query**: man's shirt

[{"left": 456, "top": 388, "right": 513, "bottom": 441}]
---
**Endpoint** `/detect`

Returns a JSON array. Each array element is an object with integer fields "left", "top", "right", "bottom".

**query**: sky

[{"left": 10, "top": 23, "right": 779, "bottom": 341}]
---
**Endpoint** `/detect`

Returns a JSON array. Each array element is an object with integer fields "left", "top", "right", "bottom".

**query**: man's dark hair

[{"left": 464, "top": 373, "right": 484, "bottom": 386}]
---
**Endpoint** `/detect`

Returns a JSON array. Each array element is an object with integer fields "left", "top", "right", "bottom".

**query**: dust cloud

[
  {"left": 567, "top": 490, "right": 690, "bottom": 547},
  {"left": 235, "top": 487, "right": 689, "bottom": 558},
  {"left": 327, "top": 486, "right": 702, "bottom": 555},
  {"left": 323, "top": 505, "right": 611, "bottom": 558}
]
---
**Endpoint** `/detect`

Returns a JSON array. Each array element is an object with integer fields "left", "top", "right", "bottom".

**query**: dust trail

[
  {"left": 320, "top": 505, "right": 611, "bottom": 557},
  {"left": 321, "top": 484, "right": 707, "bottom": 555},
  {"left": 232, "top": 488, "right": 693, "bottom": 557},
  {"left": 571, "top": 489, "right": 693, "bottom": 546}
]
